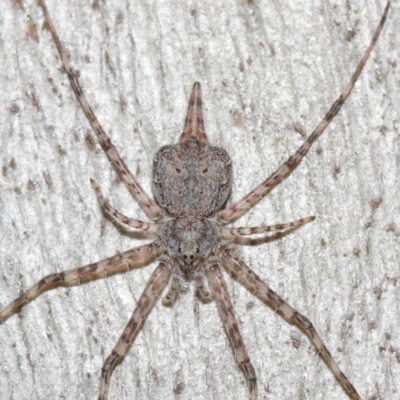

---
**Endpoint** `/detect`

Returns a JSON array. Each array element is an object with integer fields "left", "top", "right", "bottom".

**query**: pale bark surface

[{"left": 0, "top": 1, "right": 398, "bottom": 399}]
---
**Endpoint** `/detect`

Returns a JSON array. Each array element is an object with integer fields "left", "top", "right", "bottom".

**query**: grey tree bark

[{"left": 0, "top": 1, "right": 398, "bottom": 399}]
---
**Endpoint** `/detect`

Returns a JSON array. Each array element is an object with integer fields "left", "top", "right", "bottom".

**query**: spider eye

[
  {"left": 190, "top": 254, "right": 194, "bottom": 259},
  {"left": 196, "top": 248, "right": 200, "bottom": 254},
  {"left": 178, "top": 247, "right": 182, "bottom": 254},
  {"left": 183, "top": 254, "right": 188, "bottom": 259}
]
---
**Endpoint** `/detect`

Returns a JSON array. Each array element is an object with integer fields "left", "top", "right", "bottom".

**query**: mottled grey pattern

[
  {"left": 0, "top": 1, "right": 390, "bottom": 400},
  {"left": 153, "top": 137, "right": 231, "bottom": 274},
  {"left": 153, "top": 137, "right": 232, "bottom": 217}
]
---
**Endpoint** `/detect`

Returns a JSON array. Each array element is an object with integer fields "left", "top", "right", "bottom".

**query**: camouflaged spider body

[
  {"left": 0, "top": 1, "right": 390, "bottom": 399},
  {"left": 154, "top": 132, "right": 232, "bottom": 277}
]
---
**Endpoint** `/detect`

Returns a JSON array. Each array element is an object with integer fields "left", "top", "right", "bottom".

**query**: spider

[{"left": 0, "top": 1, "right": 390, "bottom": 399}]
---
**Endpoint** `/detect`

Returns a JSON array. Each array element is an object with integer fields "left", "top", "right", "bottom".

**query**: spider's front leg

[
  {"left": 98, "top": 260, "right": 171, "bottom": 400},
  {"left": 0, "top": 242, "right": 164, "bottom": 324},
  {"left": 206, "top": 259, "right": 257, "bottom": 400},
  {"left": 217, "top": 243, "right": 360, "bottom": 400}
]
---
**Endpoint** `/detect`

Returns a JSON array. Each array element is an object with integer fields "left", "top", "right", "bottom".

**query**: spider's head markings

[{"left": 160, "top": 217, "right": 218, "bottom": 277}]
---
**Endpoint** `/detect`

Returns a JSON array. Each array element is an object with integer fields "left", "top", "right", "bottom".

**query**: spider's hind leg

[
  {"left": 38, "top": 0, "right": 164, "bottom": 221},
  {"left": 216, "top": 2, "right": 390, "bottom": 225}
]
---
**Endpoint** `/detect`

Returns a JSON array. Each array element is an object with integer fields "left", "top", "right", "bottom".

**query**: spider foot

[{"left": 241, "top": 359, "right": 258, "bottom": 400}]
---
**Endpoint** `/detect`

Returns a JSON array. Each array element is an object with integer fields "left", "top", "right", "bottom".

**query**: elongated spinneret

[{"left": 179, "top": 81, "right": 209, "bottom": 143}]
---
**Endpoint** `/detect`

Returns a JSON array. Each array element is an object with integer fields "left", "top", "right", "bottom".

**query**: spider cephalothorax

[{"left": 160, "top": 216, "right": 219, "bottom": 276}]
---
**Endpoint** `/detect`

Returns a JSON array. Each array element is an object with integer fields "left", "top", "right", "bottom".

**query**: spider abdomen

[{"left": 152, "top": 137, "right": 232, "bottom": 218}]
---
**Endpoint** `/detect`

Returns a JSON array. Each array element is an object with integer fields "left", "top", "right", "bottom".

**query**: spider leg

[
  {"left": 162, "top": 264, "right": 182, "bottom": 306},
  {"left": 98, "top": 260, "right": 171, "bottom": 400},
  {"left": 91, "top": 179, "right": 160, "bottom": 235},
  {"left": 0, "top": 242, "right": 165, "bottom": 324},
  {"left": 179, "top": 82, "right": 209, "bottom": 143},
  {"left": 194, "top": 269, "right": 213, "bottom": 303},
  {"left": 216, "top": 2, "right": 390, "bottom": 224},
  {"left": 206, "top": 259, "right": 257, "bottom": 400},
  {"left": 219, "top": 216, "right": 315, "bottom": 240},
  {"left": 217, "top": 242, "right": 361, "bottom": 400},
  {"left": 37, "top": 0, "right": 164, "bottom": 221}
]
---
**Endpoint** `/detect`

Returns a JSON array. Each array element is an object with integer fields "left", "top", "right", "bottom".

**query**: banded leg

[
  {"left": 206, "top": 260, "right": 257, "bottom": 400},
  {"left": 98, "top": 261, "right": 171, "bottom": 400},
  {"left": 38, "top": 0, "right": 164, "bottom": 220},
  {"left": 219, "top": 216, "right": 315, "bottom": 241},
  {"left": 216, "top": 2, "right": 389, "bottom": 224},
  {"left": 194, "top": 270, "right": 213, "bottom": 303},
  {"left": 217, "top": 242, "right": 360, "bottom": 400},
  {"left": 91, "top": 179, "right": 160, "bottom": 235},
  {"left": 162, "top": 264, "right": 182, "bottom": 306},
  {"left": 0, "top": 242, "right": 165, "bottom": 324}
]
